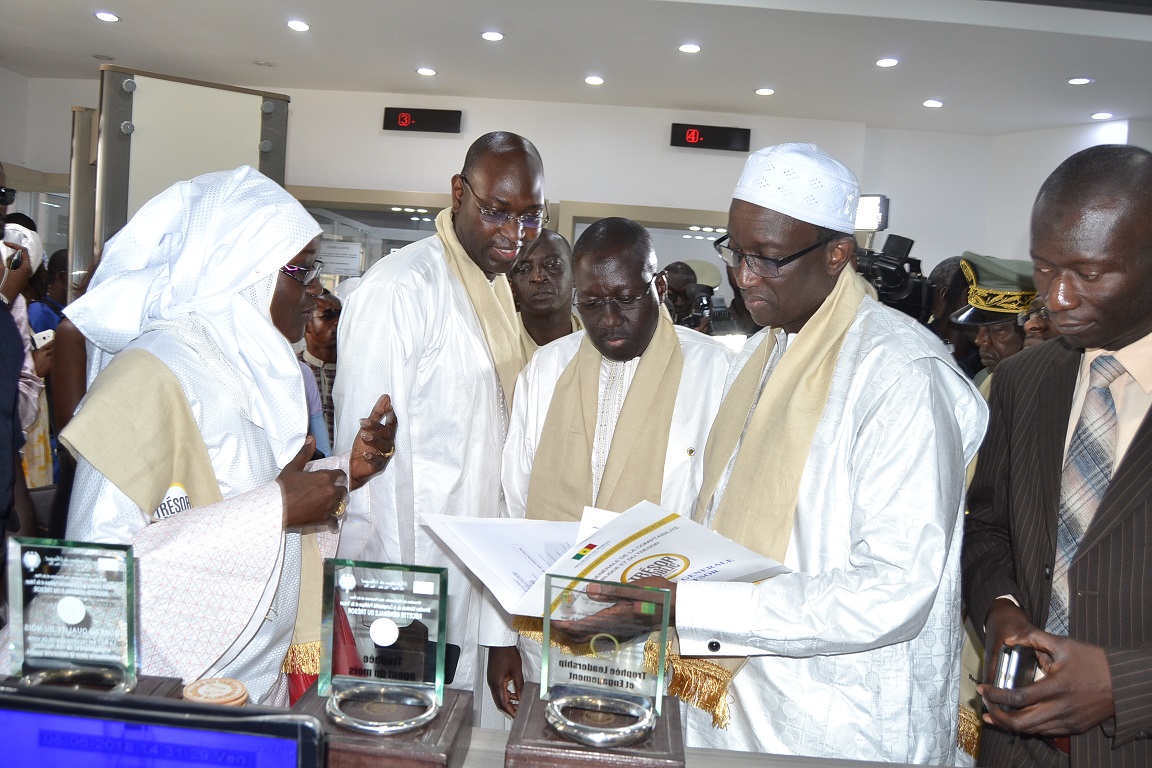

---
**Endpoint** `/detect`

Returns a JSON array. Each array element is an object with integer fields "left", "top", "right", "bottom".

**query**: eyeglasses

[
  {"left": 460, "top": 176, "right": 548, "bottom": 230},
  {"left": 0, "top": 187, "right": 16, "bottom": 206},
  {"left": 1017, "top": 305, "right": 1049, "bottom": 326},
  {"left": 713, "top": 233, "right": 840, "bottom": 279},
  {"left": 574, "top": 276, "right": 657, "bottom": 313},
  {"left": 280, "top": 260, "right": 324, "bottom": 286},
  {"left": 313, "top": 308, "right": 340, "bottom": 321}
]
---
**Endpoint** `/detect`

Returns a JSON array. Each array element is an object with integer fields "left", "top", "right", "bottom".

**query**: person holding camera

[{"left": 965, "top": 144, "right": 1152, "bottom": 767}]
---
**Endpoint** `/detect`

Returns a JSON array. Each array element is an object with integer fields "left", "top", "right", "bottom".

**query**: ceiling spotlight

[
  {"left": 716, "top": 228, "right": 727, "bottom": 234},
  {"left": 1068, "top": 77, "right": 1094, "bottom": 85},
  {"left": 923, "top": 99, "right": 944, "bottom": 108},
  {"left": 417, "top": 67, "right": 437, "bottom": 76},
  {"left": 755, "top": 88, "right": 775, "bottom": 96},
  {"left": 679, "top": 43, "right": 701, "bottom": 54},
  {"left": 416, "top": 208, "right": 428, "bottom": 213},
  {"left": 585, "top": 75, "right": 604, "bottom": 85},
  {"left": 482, "top": 31, "right": 504, "bottom": 42},
  {"left": 688, "top": 226, "right": 701, "bottom": 231},
  {"left": 287, "top": 19, "right": 310, "bottom": 32},
  {"left": 707, "top": 236, "right": 716, "bottom": 241},
  {"left": 391, "top": 207, "right": 402, "bottom": 212},
  {"left": 682, "top": 235, "right": 693, "bottom": 239},
  {"left": 411, "top": 216, "right": 420, "bottom": 221},
  {"left": 403, "top": 208, "right": 415, "bottom": 212},
  {"left": 876, "top": 58, "right": 899, "bottom": 68},
  {"left": 95, "top": 11, "right": 119, "bottom": 22},
  {"left": 1092, "top": 112, "right": 1114, "bottom": 120},
  {"left": 694, "top": 236, "right": 704, "bottom": 240},
  {"left": 702, "top": 227, "right": 714, "bottom": 232}
]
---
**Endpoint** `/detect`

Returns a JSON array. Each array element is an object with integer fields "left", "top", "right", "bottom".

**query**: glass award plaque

[
  {"left": 6, "top": 537, "right": 136, "bottom": 693},
  {"left": 318, "top": 559, "right": 446, "bottom": 735},
  {"left": 540, "top": 575, "right": 671, "bottom": 749}
]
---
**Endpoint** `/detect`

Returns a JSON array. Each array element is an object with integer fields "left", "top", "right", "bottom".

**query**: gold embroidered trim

[
  {"left": 957, "top": 705, "right": 982, "bottom": 758},
  {"left": 281, "top": 641, "right": 321, "bottom": 675},
  {"left": 961, "top": 260, "right": 1036, "bottom": 314}
]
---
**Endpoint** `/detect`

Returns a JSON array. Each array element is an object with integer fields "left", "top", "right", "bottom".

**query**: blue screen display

[{"left": 1, "top": 708, "right": 300, "bottom": 767}]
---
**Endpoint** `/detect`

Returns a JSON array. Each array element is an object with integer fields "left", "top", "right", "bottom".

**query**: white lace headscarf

[{"left": 67, "top": 166, "right": 322, "bottom": 468}]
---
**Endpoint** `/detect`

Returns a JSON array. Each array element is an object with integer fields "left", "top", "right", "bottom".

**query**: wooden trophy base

[
  {"left": 3, "top": 674, "right": 184, "bottom": 699},
  {"left": 292, "top": 682, "right": 472, "bottom": 768},
  {"left": 505, "top": 683, "right": 685, "bottom": 768}
]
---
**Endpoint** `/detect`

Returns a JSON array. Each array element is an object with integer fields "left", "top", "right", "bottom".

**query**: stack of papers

[{"left": 422, "top": 501, "right": 788, "bottom": 617}]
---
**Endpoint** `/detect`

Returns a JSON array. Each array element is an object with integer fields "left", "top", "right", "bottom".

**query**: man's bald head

[
  {"left": 460, "top": 131, "right": 544, "bottom": 179},
  {"left": 571, "top": 218, "right": 664, "bottom": 362},
  {"left": 1030, "top": 144, "right": 1152, "bottom": 350},
  {"left": 572, "top": 217, "right": 657, "bottom": 280}
]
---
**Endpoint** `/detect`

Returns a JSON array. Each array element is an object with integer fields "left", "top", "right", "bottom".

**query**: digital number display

[
  {"left": 670, "top": 123, "right": 751, "bottom": 152},
  {"left": 383, "top": 108, "right": 462, "bottom": 134}
]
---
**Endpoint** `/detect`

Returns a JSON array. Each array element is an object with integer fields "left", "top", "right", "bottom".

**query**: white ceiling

[{"left": 3, "top": 0, "right": 1151, "bottom": 136}]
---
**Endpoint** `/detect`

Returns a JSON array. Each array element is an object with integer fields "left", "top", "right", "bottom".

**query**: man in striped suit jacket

[{"left": 964, "top": 144, "right": 1152, "bottom": 767}]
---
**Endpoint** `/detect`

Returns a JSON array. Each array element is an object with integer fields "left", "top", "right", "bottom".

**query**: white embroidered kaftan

[{"left": 678, "top": 298, "right": 987, "bottom": 765}]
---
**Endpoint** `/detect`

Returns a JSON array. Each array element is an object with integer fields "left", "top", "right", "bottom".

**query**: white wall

[
  {"left": 0, "top": 67, "right": 31, "bottom": 167},
  {"left": 983, "top": 120, "right": 1129, "bottom": 261},
  {"left": 281, "top": 87, "right": 866, "bottom": 212},
  {"left": 860, "top": 127, "right": 992, "bottom": 272},
  {"left": 5, "top": 66, "right": 1143, "bottom": 281}
]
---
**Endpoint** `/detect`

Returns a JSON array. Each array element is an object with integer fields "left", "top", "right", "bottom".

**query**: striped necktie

[{"left": 1046, "top": 354, "right": 1125, "bottom": 636}]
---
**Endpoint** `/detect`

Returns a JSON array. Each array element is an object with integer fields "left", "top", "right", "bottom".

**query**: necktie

[{"left": 1046, "top": 354, "right": 1125, "bottom": 635}]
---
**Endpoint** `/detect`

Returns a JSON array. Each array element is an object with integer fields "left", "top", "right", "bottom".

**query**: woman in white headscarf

[{"left": 61, "top": 166, "right": 396, "bottom": 706}]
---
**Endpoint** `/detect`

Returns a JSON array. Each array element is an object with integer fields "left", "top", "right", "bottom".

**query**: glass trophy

[
  {"left": 540, "top": 575, "right": 671, "bottom": 749},
  {"left": 318, "top": 559, "right": 446, "bottom": 735},
  {"left": 7, "top": 537, "right": 136, "bottom": 693}
]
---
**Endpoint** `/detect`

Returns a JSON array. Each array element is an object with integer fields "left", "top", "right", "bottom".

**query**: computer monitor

[{"left": 0, "top": 685, "right": 324, "bottom": 768}]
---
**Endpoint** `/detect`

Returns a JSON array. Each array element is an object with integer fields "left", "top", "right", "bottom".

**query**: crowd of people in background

[{"left": 1, "top": 136, "right": 1150, "bottom": 767}]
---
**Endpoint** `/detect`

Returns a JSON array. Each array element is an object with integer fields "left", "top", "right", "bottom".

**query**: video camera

[{"left": 854, "top": 233, "right": 932, "bottom": 323}]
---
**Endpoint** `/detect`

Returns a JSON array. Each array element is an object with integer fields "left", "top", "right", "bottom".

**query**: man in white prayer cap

[{"left": 609, "top": 144, "right": 988, "bottom": 762}]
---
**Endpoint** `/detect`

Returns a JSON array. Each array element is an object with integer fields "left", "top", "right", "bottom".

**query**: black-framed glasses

[
  {"left": 460, "top": 176, "right": 548, "bottom": 230},
  {"left": 713, "top": 233, "right": 840, "bottom": 279},
  {"left": 280, "top": 260, "right": 324, "bottom": 286},
  {"left": 1017, "top": 305, "right": 1049, "bottom": 326},
  {"left": 0, "top": 187, "right": 16, "bottom": 206},
  {"left": 574, "top": 276, "right": 657, "bottom": 313}
]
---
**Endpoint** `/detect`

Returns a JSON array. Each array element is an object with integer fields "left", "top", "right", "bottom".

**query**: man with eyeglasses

[
  {"left": 509, "top": 229, "right": 582, "bottom": 356},
  {"left": 616, "top": 144, "right": 986, "bottom": 762},
  {"left": 333, "top": 132, "right": 545, "bottom": 719},
  {"left": 1020, "top": 296, "right": 1060, "bottom": 348},
  {"left": 482, "top": 217, "right": 733, "bottom": 717},
  {"left": 299, "top": 290, "right": 340, "bottom": 443}
]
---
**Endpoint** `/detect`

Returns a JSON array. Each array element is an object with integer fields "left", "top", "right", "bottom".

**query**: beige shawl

[
  {"left": 525, "top": 316, "right": 682, "bottom": 521},
  {"left": 436, "top": 208, "right": 525, "bottom": 410}
]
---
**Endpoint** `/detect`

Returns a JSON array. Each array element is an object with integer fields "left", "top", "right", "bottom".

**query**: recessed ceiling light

[
  {"left": 422, "top": 217, "right": 432, "bottom": 222},
  {"left": 417, "top": 67, "right": 437, "bottom": 76},
  {"left": 585, "top": 75, "right": 604, "bottom": 86},
  {"left": 391, "top": 207, "right": 402, "bottom": 212},
  {"left": 253, "top": 60, "right": 276, "bottom": 67},
  {"left": 287, "top": 19, "right": 309, "bottom": 32},
  {"left": 1092, "top": 112, "right": 1114, "bottom": 120},
  {"left": 682, "top": 235, "right": 693, "bottom": 239},
  {"left": 411, "top": 216, "right": 420, "bottom": 221},
  {"left": 403, "top": 208, "right": 415, "bottom": 212},
  {"left": 876, "top": 58, "right": 899, "bottom": 68},
  {"left": 716, "top": 228, "right": 726, "bottom": 234},
  {"left": 679, "top": 44, "right": 701, "bottom": 54},
  {"left": 923, "top": 99, "right": 944, "bottom": 108},
  {"left": 694, "top": 236, "right": 704, "bottom": 240},
  {"left": 1068, "top": 77, "right": 1094, "bottom": 85},
  {"left": 702, "top": 227, "right": 714, "bottom": 232},
  {"left": 482, "top": 31, "right": 504, "bottom": 42},
  {"left": 707, "top": 236, "right": 717, "bottom": 241},
  {"left": 755, "top": 88, "right": 775, "bottom": 96},
  {"left": 688, "top": 226, "right": 701, "bottom": 231},
  {"left": 95, "top": 12, "right": 119, "bottom": 23},
  {"left": 416, "top": 208, "right": 428, "bottom": 213}
]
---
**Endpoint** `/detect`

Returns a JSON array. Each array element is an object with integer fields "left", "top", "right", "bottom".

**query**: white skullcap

[{"left": 732, "top": 143, "right": 860, "bottom": 234}]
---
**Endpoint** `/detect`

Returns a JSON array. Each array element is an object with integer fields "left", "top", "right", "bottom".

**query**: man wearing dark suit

[{"left": 964, "top": 144, "right": 1152, "bottom": 767}]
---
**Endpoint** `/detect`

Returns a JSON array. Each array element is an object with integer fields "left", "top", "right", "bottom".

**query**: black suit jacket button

[
  {"left": 707, "top": 640, "right": 721, "bottom": 653},
  {"left": 1044, "top": 566, "right": 1052, "bottom": 579}
]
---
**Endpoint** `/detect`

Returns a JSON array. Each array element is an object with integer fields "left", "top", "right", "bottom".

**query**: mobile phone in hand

[{"left": 993, "top": 644, "right": 1038, "bottom": 710}]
